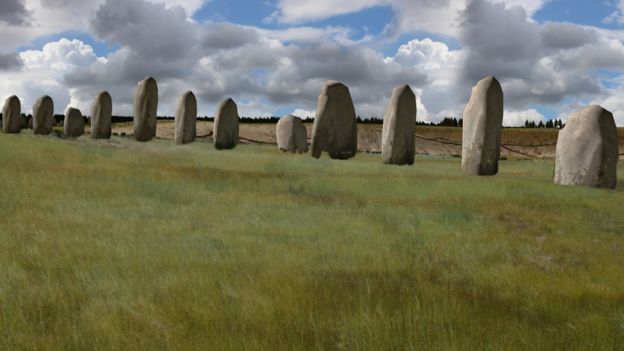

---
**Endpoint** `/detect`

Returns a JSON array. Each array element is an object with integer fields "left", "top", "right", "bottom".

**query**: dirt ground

[{"left": 107, "top": 121, "right": 624, "bottom": 160}]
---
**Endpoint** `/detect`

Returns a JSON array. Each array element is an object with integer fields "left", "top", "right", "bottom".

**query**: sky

[{"left": 1, "top": 0, "right": 624, "bottom": 126}]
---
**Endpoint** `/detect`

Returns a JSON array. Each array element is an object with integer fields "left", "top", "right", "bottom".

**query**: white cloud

[
  {"left": 291, "top": 108, "right": 315, "bottom": 118},
  {"left": 145, "top": 0, "right": 205, "bottom": 15},
  {"left": 270, "top": 0, "right": 549, "bottom": 38},
  {"left": 503, "top": 108, "right": 546, "bottom": 127},
  {"left": 603, "top": 0, "right": 624, "bottom": 24},
  {"left": 0, "top": 38, "right": 104, "bottom": 114}
]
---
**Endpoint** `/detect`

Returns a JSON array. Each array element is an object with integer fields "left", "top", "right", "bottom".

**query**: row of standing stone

[{"left": 1, "top": 76, "right": 619, "bottom": 189}]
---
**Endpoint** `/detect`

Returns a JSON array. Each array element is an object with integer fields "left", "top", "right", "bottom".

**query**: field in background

[
  {"left": 108, "top": 122, "right": 624, "bottom": 159},
  {"left": 0, "top": 132, "right": 623, "bottom": 350}
]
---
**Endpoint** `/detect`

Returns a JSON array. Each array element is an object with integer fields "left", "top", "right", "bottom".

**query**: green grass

[{"left": 0, "top": 132, "right": 623, "bottom": 350}]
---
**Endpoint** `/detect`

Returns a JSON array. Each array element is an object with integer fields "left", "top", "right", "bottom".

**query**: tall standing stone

[
  {"left": 33, "top": 95, "right": 55, "bottom": 135},
  {"left": 277, "top": 114, "right": 308, "bottom": 153},
  {"left": 382, "top": 84, "right": 416, "bottom": 165},
  {"left": 91, "top": 91, "right": 112, "bottom": 139},
  {"left": 554, "top": 105, "right": 618, "bottom": 189},
  {"left": 2, "top": 95, "right": 22, "bottom": 134},
  {"left": 174, "top": 91, "right": 197, "bottom": 145},
  {"left": 310, "top": 81, "right": 358, "bottom": 159},
  {"left": 133, "top": 77, "right": 158, "bottom": 142},
  {"left": 64, "top": 107, "right": 84, "bottom": 137},
  {"left": 213, "top": 98, "right": 239, "bottom": 150},
  {"left": 461, "top": 76, "right": 504, "bottom": 176}
]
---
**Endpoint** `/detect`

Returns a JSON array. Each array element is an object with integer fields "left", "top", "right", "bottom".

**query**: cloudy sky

[{"left": 1, "top": 0, "right": 624, "bottom": 125}]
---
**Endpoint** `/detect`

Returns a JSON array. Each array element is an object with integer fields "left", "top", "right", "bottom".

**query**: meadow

[{"left": 0, "top": 131, "right": 623, "bottom": 350}]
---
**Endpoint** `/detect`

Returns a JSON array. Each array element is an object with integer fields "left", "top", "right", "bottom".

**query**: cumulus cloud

[
  {"left": 459, "top": 0, "right": 624, "bottom": 114},
  {"left": 0, "top": 38, "right": 103, "bottom": 115}
]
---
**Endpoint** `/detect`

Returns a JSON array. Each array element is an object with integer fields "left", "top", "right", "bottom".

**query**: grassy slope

[{"left": 0, "top": 133, "right": 623, "bottom": 350}]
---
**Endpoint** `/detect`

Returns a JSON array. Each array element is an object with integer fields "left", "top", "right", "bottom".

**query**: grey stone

[
  {"left": 382, "top": 84, "right": 416, "bottom": 165},
  {"left": 33, "top": 95, "right": 54, "bottom": 135},
  {"left": 461, "top": 76, "right": 504, "bottom": 176},
  {"left": 2, "top": 95, "right": 22, "bottom": 134},
  {"left": 277, "top": 114, "right": 308, "bottom": 153},
  {"left": 213, "top": 98, "right": 239, "bottom": 150},
  {"left": 554, "top": 105, "right": 618, "bottom": 189},
  {"left": 174, "top": 91, "right": 197, "bottom": 145},
  {"left": 133, "top": 76, "right": 158, "bottom": 142},
  {"left": 310, "top": 81, "right": 358, "bottom": 159},
  {"left": 91, "top": 91, "right": 112, "bottom": 139},
  {"left": 64, "top": 107, "right": 84, "bottom": 137}
]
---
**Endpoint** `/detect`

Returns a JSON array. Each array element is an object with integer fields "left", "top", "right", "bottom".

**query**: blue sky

[{"left": 1, "top": 0, "right": 624, "bottom": 125}]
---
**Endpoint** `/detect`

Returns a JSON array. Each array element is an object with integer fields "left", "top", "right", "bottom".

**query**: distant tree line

[
  {"left": 524, "top": 119, "right": 564, "bottom": 129},
  {"left": 3, "top": 113, "right": 565, "bottom": 129}
]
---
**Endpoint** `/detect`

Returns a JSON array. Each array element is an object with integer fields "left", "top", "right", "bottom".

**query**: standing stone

[
  {"left": 2, "top": 95, "right": 22, "bottom": 134},
  {"left": 382, "top": 84, "right": 416, "bottom": 165},
  {"left": 554, "top": 105, "right": 618, "bottom": 189},
  {"left": 32, "top": 95, "right": 55, "bottom": 135},
  {"left": 276, "top": 114, "right": 308, "bottom": 153},
  {"left": 461, "top": 76, "right": 504, "bottom": 176},
  {"left": 213, "top": 98, "right": 239, "bottom": 150},
  {"left": 174, "top": 91, "right": 197, "bottom": 145},
  {"left": 133, "top": 77, "right": 158, "bottom": 142},
  {"left": 310, "top": 81, "right": 358, "bottom": 159},
  {"left": 64, "top": 107, "right": 85, "bottom": 137},
  {"left": 91, "top": 91, "right": 112, "bottom": 139}
]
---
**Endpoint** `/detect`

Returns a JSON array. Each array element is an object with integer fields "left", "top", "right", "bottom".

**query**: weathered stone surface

[
  {"left": 382, "top": 84, "right": 416, "bottom": 165},
  {"left": 554, "top": 105, "right": 618, "bottom": 189},
  {"left": 213, "top": 98, "right": 239, "bottom": 150},
  {"left": 2, "top": 95, "right": 22, "bottom": 134},
  {"left": 133, "top": 77, "right": 158, "bottom": 142},
  {"left": 174, "top": 91, "right": 197, "bottom": 145},
  {"left": 91, "top": 91, "right": 112, "bottom": 139},
  {"left": 64, "top": 107, "right": 84, "bottom": 137},
  {"left": 461, "top": 76, "right": 504, "bottom": 176},
  {"left": 310, "top": 81, "right": 358, "bottom": 159},
  {"left": 276, "top": 114, "right": 308, "bottom": 153},
  {"left": 33, "top": 95, "right": 54, "bottom": 135}
]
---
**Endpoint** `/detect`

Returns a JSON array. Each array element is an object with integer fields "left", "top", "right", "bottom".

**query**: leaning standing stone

[
  {"left": 2, "top": 95, "right": 22, "bottom": 134},
  {"left": 133, "top": 77, "right": 158, "bottom": 142},
  {"left": 213, "top": 98, "right": 239, "bottom": 150},
  {"left": 554, "top": 105, "right": 618, "bottom": 189},
  {"left": 461, "top": 76, "right": 504, "bottom": 176},
  {"left": 64, "top": 107, "right": 84, "bottom": 137},
  {"left": 310, "top": 81, "right": 358, "bottom": 159},
  {"left": 174, "top": 91, "right": 197, "bottom": 145},
  {"left": 91, "top": 91, "right": 112, "bottom": 139},
  {"left": 382, "top": 84, "right": 416, "bottom": 165},
  {"left": 277, "top": 114, "right": 308, "bottom": 153},
  {"left": 33, "top": 95, "right": 54, "bottom": 135}
]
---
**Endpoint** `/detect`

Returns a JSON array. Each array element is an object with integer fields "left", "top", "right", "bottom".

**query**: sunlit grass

[{"left": 0, "top": 132, "right": 623, "bottom": 350}]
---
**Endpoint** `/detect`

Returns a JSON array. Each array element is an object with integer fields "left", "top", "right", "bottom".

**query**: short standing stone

[
  {"left": 91, "top": 91, "right": 112, "bottom": 139},
  {"left": 461, "top": 76, "right": 504, "bottom": 176},
  {"left": 554, "top": 105, "right": 618, "bottom": 189},
  {"left": 276, "top": 114, "right": 308, "bottom": 153},
  {"left": 174, "top": 91, "right": 197, "bottom": 145},
  {"left": 33, "top": 95, "right": 54, "bottom": 135},
  {"left": 133, "top": 77, "right": 158, "bottom": 142},
  {"left": 213, "top": 98, "right": 239, "bottom": 150},
  {"left": 382, "top": 84, "right": 416, "bottom": 165},
  {"left": 310, "top": 81, "right": 358, "bottom": 159},
  {"left": 2, "top": 95, "right": 22, "bottom": 134},
  {"left": 64, "top": 107, "right": 84, "bottom": 137}
]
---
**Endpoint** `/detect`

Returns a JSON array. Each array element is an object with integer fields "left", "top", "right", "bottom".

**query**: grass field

[{"left": 0, "top": 132, "right": 623, "bottom": 350}]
